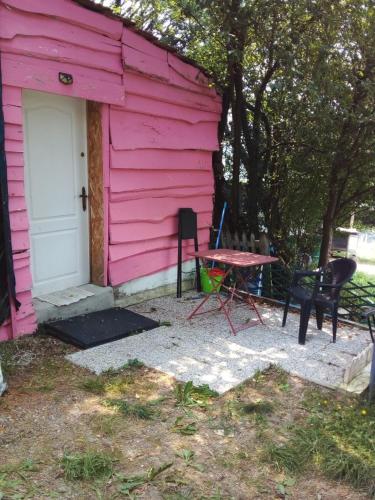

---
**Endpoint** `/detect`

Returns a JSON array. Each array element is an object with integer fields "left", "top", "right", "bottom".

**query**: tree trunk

[
  {"left": 319, "top": 184, "right": 339, "bottom": 266},
  {"left": 212, "top": 88, "right": 231, "bottom": 228},
  {"left": 319, "top": 215, "right": 334, "bottom": 267},
  {"left": 230, "top": 74, "right": 242, "bottom": 229}
]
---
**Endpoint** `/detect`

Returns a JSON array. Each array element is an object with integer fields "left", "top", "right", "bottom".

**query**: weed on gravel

[{"left": 175, "top": 381, "right": 219, "bottom": 408}]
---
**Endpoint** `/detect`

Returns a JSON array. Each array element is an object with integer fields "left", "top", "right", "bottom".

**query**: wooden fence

[{"left": 220, "top": 230, "right": 270, "bottom": 255}]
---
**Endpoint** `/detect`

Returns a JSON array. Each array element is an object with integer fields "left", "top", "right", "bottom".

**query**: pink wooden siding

[
  {"left": 108, "top": 27, "right": 220, "bottom": 286},
  {"left": 0, "top": 0, "right": 221, "bottom": 340},
  {"left": 1, "top": 84, "right": 36, "bottom": 340}
]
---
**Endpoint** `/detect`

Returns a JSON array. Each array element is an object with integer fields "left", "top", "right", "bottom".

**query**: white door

[{"left": 23, "top": 91, "right": 90, "bottom": 297}]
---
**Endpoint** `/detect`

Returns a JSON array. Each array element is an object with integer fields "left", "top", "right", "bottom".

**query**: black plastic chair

[
  {"left": 361, "top": 307, "right": 375, "bottom": 344},
  {"left": 282, "top": 258, "right": 357, "bottom": 344}
]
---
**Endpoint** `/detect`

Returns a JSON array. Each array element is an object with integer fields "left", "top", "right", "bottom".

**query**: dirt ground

[{"left": 0, "top": 333, "right": 370, "bottom": 499}]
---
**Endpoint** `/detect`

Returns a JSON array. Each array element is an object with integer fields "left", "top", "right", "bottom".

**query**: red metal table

[{"left": 188, "top": 249, "right": 278, "bottom": 335}]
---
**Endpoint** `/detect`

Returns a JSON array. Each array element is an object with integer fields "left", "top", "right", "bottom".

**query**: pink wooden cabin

[{"left": 0, "top": 0, "right": 221, "bottom": 341}]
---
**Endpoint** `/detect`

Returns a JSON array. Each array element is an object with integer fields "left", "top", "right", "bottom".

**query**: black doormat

[{"left": 46, "top": 307, "right": 159, "bottom": 349}]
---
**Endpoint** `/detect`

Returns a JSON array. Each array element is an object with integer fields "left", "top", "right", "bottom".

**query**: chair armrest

[
  {"left": 312, "top": 281, "right": 345, "bottom": 300},
  {"left": 295, "top": 270, "right": 321, "bottom": 277},
  {"left": 317, "top": 282, "right": 341, "bottom": 289},
  {"left": 292, "top": 269, "right": 322, "bottom": 286}
]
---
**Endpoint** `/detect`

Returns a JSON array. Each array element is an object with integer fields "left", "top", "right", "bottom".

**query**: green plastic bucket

[{"left": 200, "top": 267, "right": 225, "bottom": 293}]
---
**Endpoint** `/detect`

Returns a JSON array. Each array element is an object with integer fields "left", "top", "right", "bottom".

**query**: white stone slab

[
  {"left": 67, "top": 294, "right": 372, "bottom": 394},
  {"left": 38, "top": 287, "right": 94, "bottom": 307}
]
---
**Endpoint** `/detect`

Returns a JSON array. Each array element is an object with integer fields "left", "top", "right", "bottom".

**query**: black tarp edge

[{"left": 0, "top": 54, "right": 20, "bottom": 327}]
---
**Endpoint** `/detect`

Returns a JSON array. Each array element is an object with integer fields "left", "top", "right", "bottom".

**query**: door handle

[{"left": 79, "top": 186, "right": 88, "bottom": 211}]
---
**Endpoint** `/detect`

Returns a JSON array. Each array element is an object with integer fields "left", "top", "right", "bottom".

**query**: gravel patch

[{"left": 67, "top": 293, "right": 371, "bottom": 393}]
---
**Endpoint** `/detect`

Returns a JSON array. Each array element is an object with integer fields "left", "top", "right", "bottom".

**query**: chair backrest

[
  {"left": 178, "top": 208, "right": 197, "bottom": 240},
  {"left": 323, "top": 258, "right": 357, "bottom": 299}
]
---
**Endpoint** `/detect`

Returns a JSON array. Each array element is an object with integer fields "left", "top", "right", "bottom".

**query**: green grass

[
  {"left": 80, "top": 373, "right": 133, "bottom": 396},
  {"left": 80, "top": 377, "right": 106, "bottom": 394},
  {"left": 358, "top": 257, "right": 375, "bottom": 266},
  {"left": 90, "top": 414, "right": 122, "bottom": 437},
  {"left": 265, "top": 392, "right": 375, "bottom": 495},
  {"left": 351, "top": 270, "right": 375, "bottom": 291},
  {"left": 341, "top": 270, "right": 375, "bottom": 322},
  {"left": 0, "top": 341, "right": 18, "bottom": 376},
  {"left": 240, "top": 400, "right": 274, "bottom": 415},
  {"left": 61, "top": 451, "right": 115, "bottom": 481},
  {"left": 104, "top": 398, "right": 155, "bottom": 419}
]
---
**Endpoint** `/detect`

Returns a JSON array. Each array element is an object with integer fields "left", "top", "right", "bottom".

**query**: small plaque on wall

[{"left": 59, "top": 72, "right": 73, "bottom": 85}]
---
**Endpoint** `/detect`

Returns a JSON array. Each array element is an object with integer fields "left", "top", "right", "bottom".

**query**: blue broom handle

[
  {"left": 211, "top": 202, "right": 227, "bottom": 270},
  {"left": 215, "top": 201, "right": 227, "bottom": 250}
]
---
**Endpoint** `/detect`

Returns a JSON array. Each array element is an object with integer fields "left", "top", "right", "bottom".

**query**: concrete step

[
  {"left": 34, "top": 284, "right": 114, "bottom": 324},
  {"left": 340, "top": 362, "right": 371, "bottom": 394}
]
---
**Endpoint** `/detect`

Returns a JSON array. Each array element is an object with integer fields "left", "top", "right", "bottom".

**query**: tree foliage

[{"left": 100, "top": 0, "right": 375, "bottom": 265}]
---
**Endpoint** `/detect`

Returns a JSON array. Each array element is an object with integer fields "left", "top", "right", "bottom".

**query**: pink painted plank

[
  {"left": 15, "top": 302, "right": 35, "bottom": 321},
  {"left": 2, "top": 51, "right": 121, "bottom": 84},
  {"left": 2, "top": 54, "right": 125, "bottom": 106},
  {"left": 110, "top": 110, "right": 219, "bottom": 151},
  {"left": 121, "top": 94, "right": 220, "bottom": 124},
  {"left": 2, "top": 0, "right": 123, "bottom": 39},
  {"left": 167, "top": 53, "right": 220, "bottom": 98},
  {"left": 5, "top": 151, "right": 23, "bottom": 167},
  {"left": 110, "top": 185, "right": 214, "bottom": 203},
  {"left": 109, "top": 227, "right": 210, "bottom": 262},
  {"left": 10, "top": 211, "right": 29, "bottom": 231},
  {"left": 168, "top": 66, "right": 217, "bottom": 97},
  {"left": 101, "top": 104, "right": 110, "bottom": 285},
  {"left": 167, "top": 52, "right": 210, "bottom": 88},
  {"left": 4, "top": 123, "right": 23, "bottom": 142},
  {"left": 12, "top": 250, "right": 30, "bottom": 261},
  {"left": 102, "top": 104, "right": 110, "bottom": 188},
  {"left": 0, "top": 323, "right": 12, "bottom": 342},
  {"left": 124, "top": 72, "right": 222, "bottom": 113},
  {"left": 9, "top": 197, "right": 27, "bottom": 213},
  {"left": 110, "top": 148, "right": 213, "bottom": 170},
  {"left": 2, "top": 85, "right": 22, "bottom": 105},
  {"left": 11, "top": 230, "right": 29, "bottom": 252},
  {"left": 0, "top": 36, "right": 123, "bottom": 75},
  {"left": 109, "top": 211, "right": 212, "bottom": 244},
  {"left": 123, "top": 28, "right": 168, "bottom": 61},
  {"left": 14, "top": 266, "right": 32, "bottom": 293},
  {"left": 17, "top": 290, "right": 33, "bottom": 307},
  {"left": 110, "top": 169, "right": 214, "bottom": 193},
  {"left": 5, "top": 139, "right": 23, "bottom": 152},
  {"left": 0, "top": 4, "right": 122, "bottom": 53},
  {"left": 123, "top": 29, "right": 217, "bottom": 97},
  {"left": 13, "top": 316, "right": 37, "bottom": 337},
  {"left": 14, "top": 291, "right": 34, "bottom": 316},
  {"left": 3, "top": 104, "right": 22, "bottom": 125},
  {"left": 110, "top": 195, "right": 212, "bottom": 224},
  {"left": 13, "top": 254, "right": 30, "bottom": 270},
  {"left": 123, "top": 45, "right": 169, "bottom": 81},
  {"left": 109, "top": 238, "right": 210, "bottom": 286},
  {"left": 8, "top": 180, "right": 24, "bottom": 197},
  {"left": 7, "top": 166, "right": 23, "bottom": 181}
]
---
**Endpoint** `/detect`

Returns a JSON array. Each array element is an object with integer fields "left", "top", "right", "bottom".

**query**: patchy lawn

[{"left": 0, "top": 333, "right": 374, "bottom": 499}]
